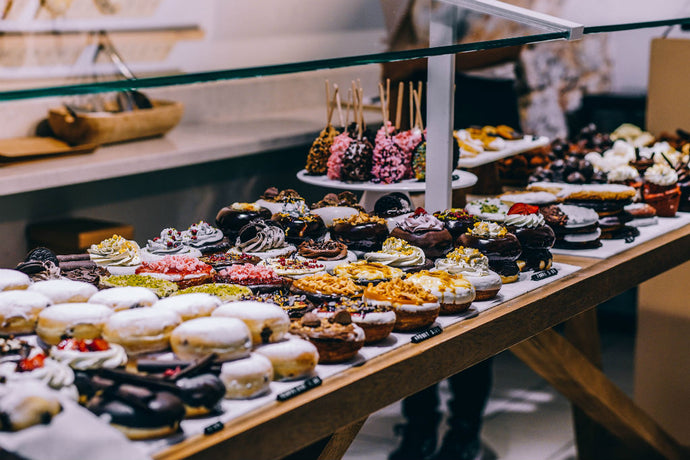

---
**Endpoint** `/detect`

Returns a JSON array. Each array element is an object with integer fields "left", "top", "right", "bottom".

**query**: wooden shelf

[{"left": 152, "top": 224, "right": 690, "bottom": 460}]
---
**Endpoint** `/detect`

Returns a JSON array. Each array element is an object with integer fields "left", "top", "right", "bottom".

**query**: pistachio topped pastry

[{"left": 364, "top": 237, "right": 426, "bottom": 268}]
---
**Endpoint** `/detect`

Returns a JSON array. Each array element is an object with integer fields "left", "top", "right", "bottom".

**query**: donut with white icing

[
  {"left": 0, "top": 269, "right": 30, "bottom": 291},
  {"left": 220, "top": 353, "right": 273, "bottom": 399},
  {"left": 254, "top": 335, "right": 318, "bottom": 381},
  {"left": 102, "top": 308, "right": 181, "bottom": 355},
  {"left": 88, "top": 286, "right": 159, "bottom": 312},
  {"left": 152, "top": 293, "right": 221, "bottom": 321},
  {"left": 0, "top": 291, "right": 52, "bottom": 335},
  {"left": 170, "top": 317, "right": 252, "bottom": 362},
  {"left": 36, "top": 303, "right": 113, "bottom": 345},
  {"left": 0, "top": 382, "right": 62, "bottom": 431},
  {"left": 212, "top": 301, "right": 289, "bottom": 345},
  {"left": 28, "top": 279, "right": 98, "bottom": 303}
]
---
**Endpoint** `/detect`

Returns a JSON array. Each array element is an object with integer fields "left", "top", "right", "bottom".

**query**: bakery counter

[
  {"left": 154, "top": 223, "right": 690, "bottom": 460},
  {"left": 0, "top": 107, "right": 383, "bottom": 197}
]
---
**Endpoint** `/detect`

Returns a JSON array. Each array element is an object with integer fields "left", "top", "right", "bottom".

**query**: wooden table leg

[
  {"left": 510, "top": 328, "right": 688, "bottom": 460},
  {"left": 281, "top": 416, "right": 368, "bottom": 460}
]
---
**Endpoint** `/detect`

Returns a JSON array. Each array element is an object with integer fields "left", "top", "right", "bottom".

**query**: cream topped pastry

[
  {"left": 141, "top": 228, "right": 202, "bottom": 263},
  {"left": 50, "top": 338, "right": 127, "bottom": 370},
  {"left": 231, "top": 220, "right": 295, "bottom": 259},
  {"left": 396, "top": 211, "right": 445, "bottom": 232},
  {"left": 464, "top": 199, "right": 510, "bottom": 222},
  {"left": 180, "top": 221, "right": 225, "bottom": 249},
  {"left": 504, "top": 212, "right": 546, "bottom": 229},
  {"left": 389, "top": 208, "right": 453, "bottom": 260},
  {"left": 364, "top": 237, "right": 426, "bottom": 268},
  {"left": 0, "top": 350, "right": 77, "bottom": 400},
  {"left": 405, "top": 270, "right": 475, "bottom": 314},
  {"left": 434, "top": 247, "right": 502, "bottom": 301},
  {"left": 88, "top": 234, "right": 141, "bottom": 272},
  {"left": 362, "top": 278, "right": 440, "bottom": 331},
  {"left": 504, "top": 204, "right": 555, "bottom": 272},
  {"left": 608, "top": 165, "right": 640, "bottom": 183},
  {"left": 468, "top": 221, "right": 508, "bottom": 238},
  {"left": 644, "top": 163, "right": 678, "bottom": 187}
]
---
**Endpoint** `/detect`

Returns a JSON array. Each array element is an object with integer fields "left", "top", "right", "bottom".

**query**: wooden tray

[
  {"left": 48, "top": 99, "right": 184, "bottom": 145},
  {"left": 0, "top": 137, "right": 98, "bottom": 162}
]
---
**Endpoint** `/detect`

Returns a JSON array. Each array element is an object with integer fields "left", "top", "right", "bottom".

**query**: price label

[
  {"left": 531, "top": 268, "right": 558, "bottom": 281},
  {"left": 277, "top": 376, "right": 322, "bottom": 401},
  {"left": 411, "top": 326, "right": 443, "bottom": 343}
]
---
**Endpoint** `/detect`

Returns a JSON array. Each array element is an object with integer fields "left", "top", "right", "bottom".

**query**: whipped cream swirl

[
  {"left": 435, "top": 247, "right": 490, "bottom": 276},
  {"left": 230, "top": 202, "right": 262, "bottom": 212},
  {"left": 504, "top": 213, "right": 545, "bottom": 229},
  {"left": 0, "top": 357, "right": 77, "bottom": 400},
  {"left": 50, "top": 343, "right": 128, "bottom": 370},
  {"left": 398, "top": 212, "right": 444, "bottom": 232},
  {"left": 181, "top": 221, "right": 224, "bottom": 248},
  {"left": 365, "top": 237, "right": 426, "bottom": 267},
  {"left": 236, "top": 222, "right": 287, "bottom": 252},
  {"left": 88, "top": 234, "right": 141, "bottom": 267},
  {"left": 608, "top": 165, "right": 640, "bottom": 182},
  {"left": 145, "top": 228, "right": 199, "bottom": 256},
  {"left": 644, "top": 163, "right": 678, "bottom": 186}
]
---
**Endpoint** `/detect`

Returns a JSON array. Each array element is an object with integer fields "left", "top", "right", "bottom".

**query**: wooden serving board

[{"left": 0, "top": 136, "right": 98, "bottom": 162}]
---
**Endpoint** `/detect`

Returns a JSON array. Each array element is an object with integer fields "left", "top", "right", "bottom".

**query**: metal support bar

[
  {"left": 440, "top": 0, "right": 583, "bottom": 40},
  {"left": 425, "top": 4, "right": 457, "bottom": 212}
]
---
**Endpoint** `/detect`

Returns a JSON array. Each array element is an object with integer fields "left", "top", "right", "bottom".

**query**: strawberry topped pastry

[
  {"left": 389, "top": 208, "right": 453, "bottom": 260},
  {"left": 503, "top": 203, "right": 555, "bottom": 272},
  {"left": 0, "top": 347, "right": 77, "bottom": 399},
  {"left": 135, "top": 255, "right": 214, "bottom": 289},
  {"left": 215, "top": 263, "right": 289, "bottom": 293},
  {"left": 50, "top": 338, "right": 128, "bottom": 371}
]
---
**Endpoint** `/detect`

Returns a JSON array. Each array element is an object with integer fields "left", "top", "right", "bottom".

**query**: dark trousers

[{"left": 402, "top": 357, "right": 493, "bottom": 437}]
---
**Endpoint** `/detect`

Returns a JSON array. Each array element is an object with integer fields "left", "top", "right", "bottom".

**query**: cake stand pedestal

[{"left": 296, "top": 169, "right": 478, "bottom": 211}]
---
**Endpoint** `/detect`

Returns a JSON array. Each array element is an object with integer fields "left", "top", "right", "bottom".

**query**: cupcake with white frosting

[
  {"left": 364, "top": 237, "right": 431, "bottom": 273},
  {"left": 140, "top": 228, "right": 202, "bottom": 263},
  {"left": 87, "top": 234, "right": 141, "bottom": 275}
]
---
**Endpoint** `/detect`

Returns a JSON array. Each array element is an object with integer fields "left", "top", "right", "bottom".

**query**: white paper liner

[
  {"left": 139, "top": 262, "right": 581, "bottom": 455},
  {"left": 551, "top": 212, "right": 690, "bottom": 259}
]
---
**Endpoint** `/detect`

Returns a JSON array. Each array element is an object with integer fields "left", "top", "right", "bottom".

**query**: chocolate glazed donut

[
  {"left": 457, "top": 233, "right": 522, "bottom": 278},
  {"left": 331, "top": 222, "right": 389, "bottom": 252},
  {"left": 389, "top": 228, "right": 453, "bottom": 260},
  {"left": 271, "top": 213, "right": 327, "bottom": 245},
  {"left": 216, "top": 206, "right": 272, "bottom": 240}
]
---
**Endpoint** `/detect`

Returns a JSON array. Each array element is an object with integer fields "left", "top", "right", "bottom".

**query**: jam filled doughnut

[
  {"left": 0, "top": 291, "right": 52, "bottom": 336},
  {"left": 102, "top": 308, "right": 181, "bottom": 355},
  {"left": 170, "top": 317, "right": 252, "bottom": 362},
  {"left": 254, "top": 336, "right": 318, "bottom": 381},
  {"left": 36, "top": 303, "right": 113, "bottom": 345},
  {"left": 220, "top": 353, "right": 273, "bottom": 399},
  {"left": 0, "top": 269, "right": 31, "bottom": 292},
  {"left": 152, "top": 293, "right": 221, "bottom": 321},
  {"left": 88, "top": 286, "right": 159, "bottom": 312},
  {"left": 212, "top": 301, "right": 290, "bottom": 345},
  {"left": 28, "top": 279, "right": 98, "bottom": 304}
]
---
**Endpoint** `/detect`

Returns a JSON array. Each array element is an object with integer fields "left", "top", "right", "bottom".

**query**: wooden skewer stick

[
  {"left": 396, "top": 81, "right": 404, "bottom": 130},
  {"left": 409, "top": 81, "right": 414, "bottom": 131},
  {"left": 414, "top": 89, "right": 424, "bottom": 131},
  {"left": 386, "top": 78, "right": 391, "bottom": 124},
  {"left": 359, "top": 87, "right": 366, "bottom": 133},
  {"left": 378, "top": 83, "right": 387, "bottom": 127},
  {"left": 334, "top": 85, "right": 345, "bottom": 129},
  {"left": 345, "top": 89, "right": 352, "bottom": 127},
  {"left": 325, "top": 80, "right": 331, "bottom": 125}
]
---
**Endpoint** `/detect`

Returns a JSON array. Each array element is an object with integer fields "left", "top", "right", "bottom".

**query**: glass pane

[{"left": 0, "top": 0, "right": 568, "bottom": 100}]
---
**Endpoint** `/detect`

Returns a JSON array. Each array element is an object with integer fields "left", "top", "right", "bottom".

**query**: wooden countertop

[{"left": 153, "top": 223, "right": 690, "bottom": 460}]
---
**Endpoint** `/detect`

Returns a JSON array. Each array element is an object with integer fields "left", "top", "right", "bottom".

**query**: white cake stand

[{"left": 296, "top": 169, "right": 478, "bottom": 211}]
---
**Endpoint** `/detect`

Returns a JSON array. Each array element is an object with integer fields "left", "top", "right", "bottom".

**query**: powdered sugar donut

[
  {"left": 0, "top": 269, "right": 30, "bottom": 291},
  {"left": 28, "top": 279, "right": 98, "bottom": 303},
  {"left": 152, "top": 293, "right": 221, "bottom": 321},
  {"left": 88, "top": 287, "right": 159, "bottom": 312},
  {"left": 0, "top": 291, "right": 53, "bottom": 335},
  {"left": 170, "top": 317, "right": 252, "bottom": 362},
  {"left": 103, "top": 308, "right": 181, "bottom": 355},
  {"left": 36, "top": 303, "right": 113, "bottom": 345},
  {"left": 220, "top": 353, "right": 273, "bottom": 399},
  {"left": 254, "top": 335, "right": 318, "bottom": 381},
  {"left": 212, "top": 301, "right": 289, "bottom": 345}
]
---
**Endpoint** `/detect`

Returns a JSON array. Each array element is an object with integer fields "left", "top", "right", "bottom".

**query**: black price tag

[
  {"left": 204, "top": 421, "right": 224, "bottom": 435},
  {"left": 276, "top": 376, "right": 322, "bottom": 401},
  {"left": 531, "top": 268, "right": 558, "bottom": 281},
  {"left": 411, "top": 326, "right": 443, "bottom": 343}
]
